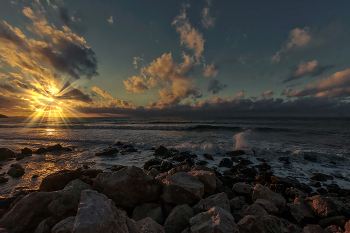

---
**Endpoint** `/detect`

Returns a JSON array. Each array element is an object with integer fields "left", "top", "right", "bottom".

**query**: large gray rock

[
  {"left": 93, "top": 166, "right": 162, "bottom": 208},
  {"left": 232, "top": 183, "right": 253, "bottom": 196},
  {"left": 193, "top": 192, "right": 230, "bottom": 214},
  {"left": 306, "top": 195, "right": 340, "bottom": 218},
  {"left": 235, "top": 204, "right": 268, "bottom": 219},
  {"left": 132, "top": 203, "right": 164, "bottom": 224},
  {"left": 237, "top": 215, "right": 265, "bottom": 233},
  {"left": 52, "top": 217, "right": 75, "bottom": 233},
  {"left": 188, "top": 170, "right": 216, "bottom": 194},
  {"left": 287, "top": 200, "right": 315, "bottom": 224},
  {"left": 136, "top": 217, "right": 165, "bottom": 233},
  {"left": 189, "top": 206, "right": 239, "bottom": 233},
  {"left": 254, "top": 199, "right": 279, "bottom": 215},
  {"left": 230, "top": 196, "right": 249, "bottom": 211},
  {"left": 0, "top": 192, "right": 57, "bottom": 233},
  {"left": 164, "top": 204, "right": 195, "bottom": 233},
  {"left": 34, "top": 217, "right": 59, "bottom": 233},
  {"left": 49, "top": 179, "right": 92, "bottom": 218},
  {"left": 72, "top": 190, "right": 131, "bottom": 233},
  {"left": 252, "top": 184, "right": 286, "bottom": 213},
  {"left": 162, "top": 172, "right": 204, "bottom": 205}
]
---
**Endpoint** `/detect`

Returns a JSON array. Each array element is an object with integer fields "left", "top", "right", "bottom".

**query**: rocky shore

[{"left": 0, "top": 144, "right": 350, "bottom": 233}]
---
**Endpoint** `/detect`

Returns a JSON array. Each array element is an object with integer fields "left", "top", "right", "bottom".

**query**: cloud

[
  {"left": 123, "top": 76, "right": 149, "bottom": 94},
  {"left": 208, "top": 79, "right": 227, "bottom": 94},
  {"left": 272, "top": 27, "right": 311, "bottom": 62},
  {"left": 9, "top": 72, "right": 24, "bottom": 79},
  {"left": 108, "top": 16, "right": 113, "bottom": 24},
  {"left": 283, "top": 60, "right": 334, "bottom": 83},
  {"left": 0, "top": 73, "right": 9, "bottom": 79},
  {"left": 203, "top": 63, "right": 218, "bottom": 77},
  {"left": 91, "top": 87, "right": 114, "bottom": 99},
  {"left": 201, "top": 7, "right": 216, "bottom": 29},
  {"left": 289, "top": 68, "right": 350, "bottom": 98},
  {"left": 262, "top": 90, "right": 273, "bottom": 96},
  {"left": 235, "top": 91, "right": 245, "bottom": 100},
  {"left": 133, "top": 57, "right": 143, "bottom": 69},
  {"left": 172, "top": 6, "right": 205, "bottom": 63},
  {"left": 281, "top": 87, "right": 291, "bottom": 95}
]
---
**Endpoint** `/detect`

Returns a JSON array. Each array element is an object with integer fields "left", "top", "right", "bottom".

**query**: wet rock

[
  {"left": 110, "top": 164, "right": 126, "bottom": 171},
  {"left": 148, "top": 168, "right": 160, "bottom": 177},
  {"left": 167, "top": 164, "right": 191, "bottom": 175},
  {"left": 327, "top": 184, "right": 342, "bottom": 195},
  {"left": 160, "top": 160, "right": 173, "bottom": 173},
  {"left": 51, "top": 216, "right": 75, "bottom": 233},
  {"left": 95, "top": 147, "right": 119, "bottom": 156},
  {"left": 237, "top": 215, "right": 264, "bottom": 233},
  {"left": 310, "top": 180, "right": 322, "bottom": 187},
  {"left": 72, "top": 190, "right": 131, "bottom": 233},
  {"left": 144, "top": 158, "right": 162, "bottom": 170},
  {"left": 164, "top": 204, "right": 195, "bottom": 233},
  {"left": 162, "top": 172, "right": 204, "bottom": 205},
  {"left": 311, "top": 173, "right": 333, "bottom": 182},
  {"left": 15, "top": 155, "right": 25, "bottom": 161},
  {"left": 189, "top": 206, "right": 239, "bottom": 233},
  {"left": 188, "top": 170, "right": 216, "bottom": 194},
  {"left": 115, "top": 141, "right": 123, "bottom": 146},
  {"left": 0, "top": 148, "right": 15, "bottom": 161},
  {"left": 238, "top": 167, "right": 257, "bottom": 178},
  {"left": 226, "top": 150, "right": 245, "bottom": 157},
  {"left": 7, "top": 163, "right": 25, "bottom": 177},
  {"left": 196, "top": 160, "right": 208, "bottom": 166},
  {"left": 285, "top": 187, "right": 308, "bottom": 201},
  {"left": 218, "top": 158, "right": 233, "bottom": 168},
  {"left": 122, "top": 146, "right": 137, "bottom": 152},
  {"left": 306, "top": 195, "right": 340, "bottom": 218},
  {"left": 252, "top": 184, "right": 286, "bottom": 213},
  {"left": 35, "top": 144, "right": 70, "bottom": 154},
  {"left": 132, "top": 203, "right": 164, "bottom": 224},
  {"left": 21, "top": 147, "right": 32, "bottom": 155},
  {"left": 304, "top": 153, "right": 318, "bottom": 162},
  {"left": 332, "top": 197, "right": 350, "bottom": 218},
  {"left": 35, "top": 216, "right": 59, "bottom": 233},
  {"left": 93, "top": 166, "right": 161, "bottom": 208},
  {"left": 317, "top": 188, "right": 329, "bottom": 195},
  {"left": 48, "top": 179, "right": 92, "bottom": 218},
  {"left": 154, "top": 145, "right": 170, "bottom": 156},
  {"left": 238, "top": 158, "right": 253, "bottom": 166},
  {"left": 136, "top": 217, "right": 165, "bottom": 233},
  {"left": 172, "top": 152, "right": 196, "bottom": 162},
  {"left": 319, "top": 215, "right": 347, "bottom": 228},
  {"left": 302, "top": 225, "right": 328, "bottom": 233},
  {"left": 0, "top": 191, "right": 57, "bottom": 233},
  {"left": 40, "top": 169, "right": 102, "bottom": 192},
  {"left": 216, "top": 185, "right": 235, "bottom": 199},
  {"left": 193, "top": 192, "right": 230, "bottom": 214},
  {"left": 287, "top": 200, "right": 316, "bottom": 224},
  {"left": 235, "top": 204, "right": 268, "bottom": 219},
  {"left": 178, "top": 158, "right": 195, "bottom": 167},
  {"left": 232, "top": 182, "right": 253, "bottom": 196},
  {"left": 0, "top": 174, "right": 8, "bottom": 183},
  {"left": 255, "top": 171, "right": 273, "bottom": 185},
  {"left": 203, "top": 153, "right": 214, "bottom": 160},
  {"left": 254, "top": 163, "right": 272, "bottom": 171},
  {"left": 230, "top": 196, "right": 249, "bottom": 211},
  {"left": 271, "top": 176, "right": 301, "bottom": 189},
  {"left": 191, "top": 166, "right": 214, "bottom": 172},
  {"left": 254, "top": 199, "right": 279, "bottom": 215}
]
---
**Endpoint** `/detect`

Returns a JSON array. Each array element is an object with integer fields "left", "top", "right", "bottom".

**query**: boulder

[
  {"left": 95, "top": 147, "right": 119, "bottom": 156},
  {"left": 52, "top": 217, "right": 75, "bottom": 233},
  {"left": 319, "top": 215, "right": 347, "bottom": 228},
  {"left": 148, "top": 168, "right": 160, "bottom": 177},
  {"left": 235, "top": 204, "right": 268, "bottom": 219},
  {"left": 254, "top": 215, "right": 289, "bottom": 233},
  {"left": 230, "top": 196, "right": 249, "bottom": 211},
  {"left": 35, "top": 144, "right": 71, "bottom": 154},
  {"left": 189, "top": 206, "right": 239, "bottom": 233},
  {"left": 287, "top": 200, "right": 316, "bottom": 224},
  {"left": 136, "top": 217, "right": 165, "bottom": 233},
  {"left": 122, "top": 147, "right": 137, "bottom": 153},
  {"left": 34, "top": 216, "right": 59, "bottom": 233},
  {"left": 301, "top": 225, "right": 328, "bottom": 233},
  {"left": 218, "top": 158, "right": 233, "bottom": 168},
  {"left": 237, "top": 215, "right": 265, "bottom": 233},
  {"left": 154, "top": 145, "right": 170, "bottom": 156},
  {"left": 110, "top": 164, "right": 126, "bottom": 171},
  {"left": 72, "top": 190, "right": 131, "bottom": 233},
  {"left": 21, "top": 147, "right": 33, "bottom": 155},
  {"left": 164, "top": 204, "right": 195, "bottom": 233},
  {"left": 162, "top": 172, "right": 204, "bottom": 205},
  {"left": 193, "top": 192, "right": 230, "bottom": 214},
  {"left": 93, "top": 166, "right": 162, "bottom": 208},
  {"left": 216, "top": 185, "right": 236, "bottom": 199},
  {"left": 40, "top": 169, "right": 102, "bottom": 192},
  {"left": 167, "top": 165, "right": 191, "bottom": 175},
  {"left": 7, "top": 164, "right": 25, "bottom": 178},
  {"left": 226, "top": 150, "right": 245, "bottom": 157},
  {"left": 203, "top": 154, "right": 214, "bottom": 160},
  {"left": 0, "top": 192, "right": 57, "bottom": 233},
  {"left": 132, "top": 203, "right": 164, "bottom": 224},
  {"left": 254, "top": 199, "right": 279, "bottom": 215},
  {"left": 188, "top": 170, "right": 216, "bottom": 194},
  {"left": 346, "top": 220, "right": 350, "bottom": 232},
  {"left": 252, "top": 184, "right": 286, "bottom": 213},
  {"left": 306, "top": 195, "right": 340, "bottom": 218},
  {"left": 232, "top": 182, "right": 253, "bottom": 196},
  {"left": 48, "top": 179, "right": 92, "bottom": 218},
  {"left": 0, "top": 148, "right": 15, "bottom": 161},
  {"left": 143, "top": 159, "right": 162, "bottom": 170},
  {"left": 160, "top": 161, "right": 173, "bottom": 173}
]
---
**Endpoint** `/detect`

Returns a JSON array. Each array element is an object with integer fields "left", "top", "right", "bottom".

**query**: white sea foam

[{"left": 234, "top": 130, "right": 251, "bottom": 150}]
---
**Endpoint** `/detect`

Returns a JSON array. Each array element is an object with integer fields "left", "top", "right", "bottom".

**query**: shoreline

[{"left": 0, "top": 144, "right": 350, "bottom": 232}]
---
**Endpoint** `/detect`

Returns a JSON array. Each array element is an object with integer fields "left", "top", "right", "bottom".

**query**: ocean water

[{"left": 0, "top": 116, "right": 350, "bottom": 197}]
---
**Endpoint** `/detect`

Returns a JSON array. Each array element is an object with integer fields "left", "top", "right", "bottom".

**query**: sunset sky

[{"left": 1, "top": 0, "right": 350, "bottom": 117}]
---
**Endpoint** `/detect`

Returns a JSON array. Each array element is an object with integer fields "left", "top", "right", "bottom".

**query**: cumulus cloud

[
  {"left": 0, "top": 73, "right": 9, "bottom": 79},
  {"left": 283, "top": 60, "right": 334, "bottom": 83},
  {"left": 91, "top": 87, "right": 114, "bottom": 99},
  {"left": 201, "top": 7, "right": 216, "bottom": 29},
  {"left": 262, "top": 90, "right": 273, "bottom": 96},
  {"left": 289, "top": 68, "right": 350, "bottom": 98},
  {"left": 207, "top": 79, "right": 227, "bottom": 94},
  {"left": 272, "top": 27, "right": 311, "bottom": 63},
  {"left": 108, "top": 16, "right": 113, "bottom": 24},
  {"left": 281, "top": 87, "right": 291, "bottom": 95},
  {"left": 172, "top": 6, "right": 205, "bottom": 63},
  {"left": 123, "top": 76, "right": 149, "bottom": 94},
  {"left": 203, "top": 63, "right": 218, "bottom": 77}
]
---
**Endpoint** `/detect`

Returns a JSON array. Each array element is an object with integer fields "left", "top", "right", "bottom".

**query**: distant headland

[{"left": 0, "top": 114, "right": 9, "bottom": 118}]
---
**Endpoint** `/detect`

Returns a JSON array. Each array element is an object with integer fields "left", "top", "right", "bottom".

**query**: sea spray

[{"left": 234, "top": 130, "right": 251, "bottom": 150}]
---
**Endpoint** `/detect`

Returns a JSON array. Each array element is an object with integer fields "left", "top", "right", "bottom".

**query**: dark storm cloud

[
  {"left": 56, "top": 82, "right": 93, "bottom": 103},
  {"left": 207, "top": 79, "right": 227, "bottom": 94}
]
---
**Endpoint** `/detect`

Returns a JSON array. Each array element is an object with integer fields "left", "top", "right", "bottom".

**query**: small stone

[
  {"left": 21, "top": 148, "right": 32, "bottom": 155},
  {"left": 203, "top": 154, "right": 214, "bottom": 160},
  {"left": 218, "top": 158, "right": 233, "bottom": 168},
  {"left": 154, "top": 146, "right": 170, "bottom": 156},
  {"left": 7, "top": 163, "right": 25, "bottom": 177}
]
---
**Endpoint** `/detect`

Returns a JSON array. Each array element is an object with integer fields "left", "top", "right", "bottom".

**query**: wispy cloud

[
  {"left": 91, "top": 87, "right": 114, "bottom": 99},
  {"left": 133, "top": 57, "right": 143, "bottom": 69},
  {"left": 261, "top": 90, "right": 273, "bottom": 96},
  {"left": 201, "top": 7, "right": 216, "bottom": 29},
  {"left": 203, "top": 63, "right": 218, "bottom": 77},
  {"left": 281, "top": 87, "right": 291, "bottom": 95},
  {"left": 108, "top": 16, "right": 113, "bottom": 24},
  {"left": 207, "top": 79, "right": 227, "bottom": 94}
]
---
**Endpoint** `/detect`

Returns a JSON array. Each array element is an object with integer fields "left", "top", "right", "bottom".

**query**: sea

[{"left": 0, "top": 116, "right": 350, "bottom": 197}]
